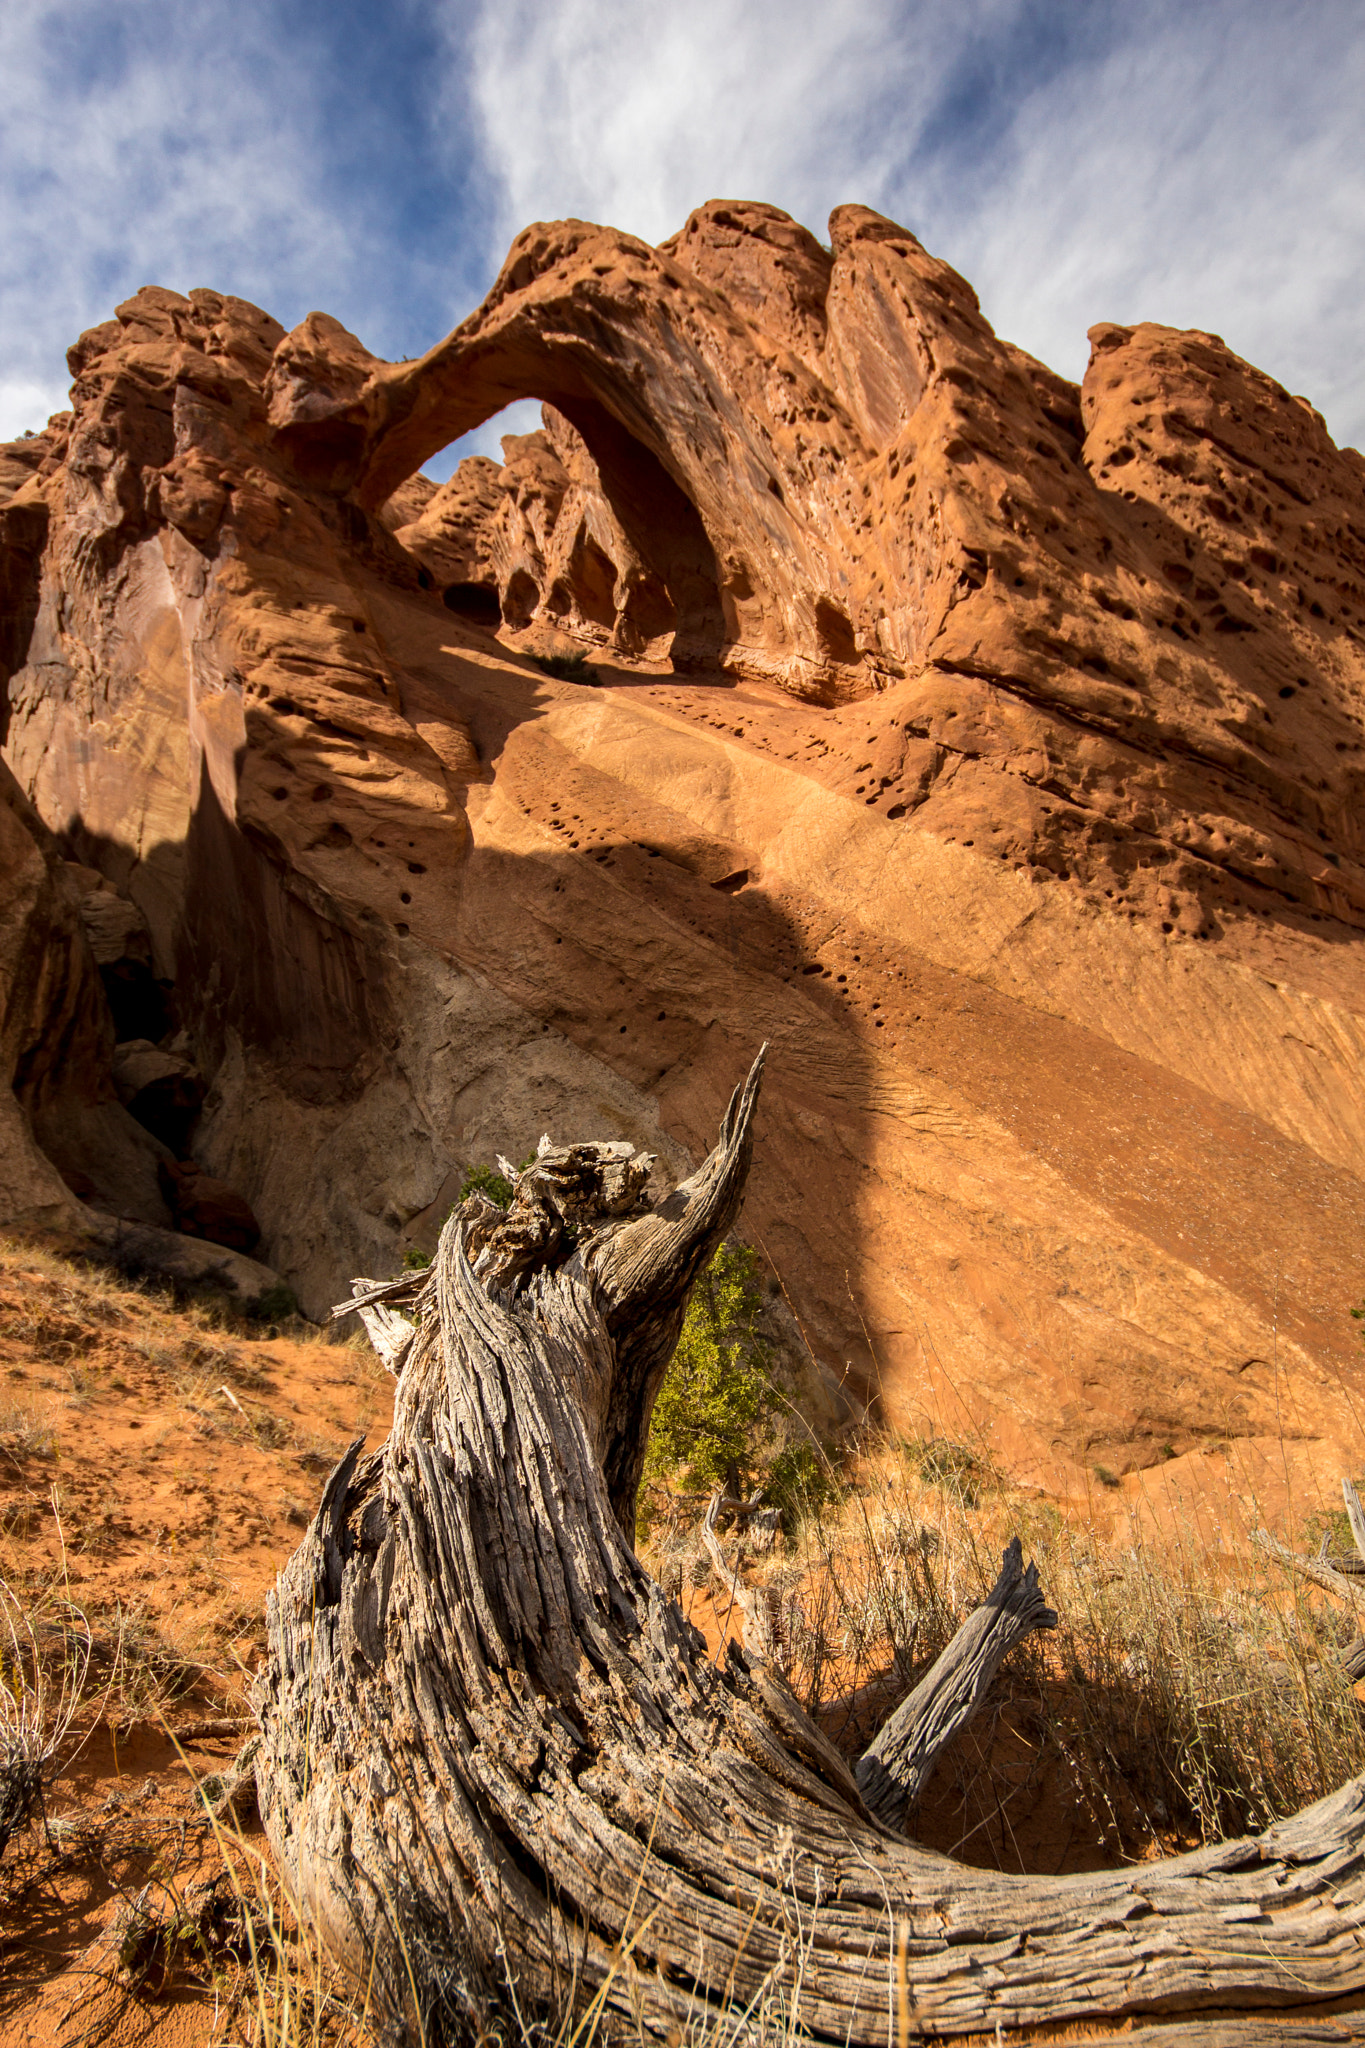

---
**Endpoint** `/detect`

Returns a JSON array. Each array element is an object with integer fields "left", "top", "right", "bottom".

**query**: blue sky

[{"left": 3, "top": 0, "right": 1362, "bottom": 478}]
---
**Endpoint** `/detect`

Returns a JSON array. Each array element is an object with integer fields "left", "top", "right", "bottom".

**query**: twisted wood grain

[{"left": 253, "top": 1052, "right": 1365, "bottom": 2046}]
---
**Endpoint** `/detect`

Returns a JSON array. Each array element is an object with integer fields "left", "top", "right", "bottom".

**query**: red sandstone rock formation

[
  {"left": 3, "top": 200, "right": 1365, "bottom": 1500},
  {"left": 157, "top": 1155, "right": 260, "bottom": 1254}
]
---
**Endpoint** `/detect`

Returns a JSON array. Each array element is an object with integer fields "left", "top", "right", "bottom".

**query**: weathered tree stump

[{"left": 254, "top": 1053, "right": 1365, "bottom": 2046}]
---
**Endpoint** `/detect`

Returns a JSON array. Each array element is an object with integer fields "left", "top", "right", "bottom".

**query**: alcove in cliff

[{"left": 384, "top": 395, "right": 727, "bottom": 671}]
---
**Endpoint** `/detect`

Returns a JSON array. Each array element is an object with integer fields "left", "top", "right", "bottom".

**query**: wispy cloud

[
  {"left": 454, "top": 0, "right": 1006, "bottom": 253},
  {"left": 933, "top": 0, "right": 1365, "bottom": 442},
  {"left": 0, "top": 0, "right": 486, "bottom": 442},
  {"left": 433, "top": 0, "right": 1002, "bottom": 467},
  {"left": 457, "top": 0, "right": 1365, "bottom": 449},
  {"left": 0, "top": 0, "right": 350, "bottom": 436},
  {"left": 2, "top": 0, "right": 1361, "bottom": 462}
]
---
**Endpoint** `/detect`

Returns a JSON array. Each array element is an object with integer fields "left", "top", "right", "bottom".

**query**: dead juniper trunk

[{"left": 254, "top": 1052, "right": 1365, "bottom": 2046}]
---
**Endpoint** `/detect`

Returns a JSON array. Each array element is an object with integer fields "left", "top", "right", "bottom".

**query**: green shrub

[
  {"left": 528, "top": 650, "right": 597, "bottom": 684},
  {"left": 644, "top": 1243, "right": 776, "bottom": 1493},
  {"left": 460, "top": 1161, "right": 517, "bottom": 1210},
  {"left": 398, "top": 1159, "right": 528, "bottom": 1272},
  {"left": 765, "top": 1440, "right": 836, "bottom": 1534}
]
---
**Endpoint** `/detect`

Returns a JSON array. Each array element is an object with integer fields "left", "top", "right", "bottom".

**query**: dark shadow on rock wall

[
  {"left": 439, "top": 830, "right": 881, "bottom": 1408},
  {"left": 178, "top": 758, "right": 398, "bottom": 1105},
  {"left": 14, "top": 741, "right": 885, "bottom": 1411}
]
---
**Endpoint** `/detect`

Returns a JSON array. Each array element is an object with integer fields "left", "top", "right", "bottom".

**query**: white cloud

[
  {"left": 457, "top": 0, "right": 1365, "bottom": 449},
  {"left": 0, "top": 375, "right": 70, "bottom": 442},
  {"left": 932, "top": 3, "right": 1365, "bottom": 446},
  {"left": 455, "top": 0, "right": 1006, "bottom": 253},
  {"left": 0, "top": 0, "right": 354, "bottom": 432}
]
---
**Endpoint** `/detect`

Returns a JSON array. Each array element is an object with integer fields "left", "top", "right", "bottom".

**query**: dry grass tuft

[
  {"left": 0, "top": 1234, "right": 391, "bottom": 1721},
  {"left": 0, "top": 1572, "right": 94, "bottom": 1860},
  {"left": 650, "top": 1431, "right": 1365, "bottom": 1867},
  {"left": 0, "top": 1403, "right": 60, "bottom": 1462},
  {"left": 91, "top": 1801, "right": 378, "bottom": 2047},
  {"left": 0, "top": 1592, "right": 375, "bottom": 2047}
]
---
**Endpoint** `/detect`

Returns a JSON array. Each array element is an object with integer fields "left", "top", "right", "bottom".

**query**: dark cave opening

[{"left": 442, "top": 580, "right": 502, "bottom": 627}]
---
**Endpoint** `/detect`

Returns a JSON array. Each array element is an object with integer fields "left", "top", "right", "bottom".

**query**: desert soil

[{"left": 0, "top": 1241, "right": 392, "bottom": 2048}]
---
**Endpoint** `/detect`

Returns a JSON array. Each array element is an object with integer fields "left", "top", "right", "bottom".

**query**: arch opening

[
  {"left": 553, "top": 396, "right": 727, "bottom": 670},
  {"left": 385, "top": 391, "right": 728, "bottom": 675}
]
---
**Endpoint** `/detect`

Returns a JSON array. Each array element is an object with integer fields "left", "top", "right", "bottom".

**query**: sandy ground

[{"left": 0, "top": 1240, "right": 393, "bottom": 2047}]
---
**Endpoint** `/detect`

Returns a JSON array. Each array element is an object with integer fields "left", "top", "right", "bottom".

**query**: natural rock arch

[
  {"left": 254, "top": 1052, "right": 1365, "bottom": 2047},
  {"left": 521, "top": 393, "right": 728, "bottom": 668},
  {"left": 264, "top": 207, "right": 892, "bottom": 698},
  {"left": 406, "top": 387, "right": 730, "bottom": 670}
]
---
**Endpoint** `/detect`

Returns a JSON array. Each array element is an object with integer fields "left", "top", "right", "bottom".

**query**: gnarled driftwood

[{"left": 254, "top": 1051, "right": 1365, "bottom": 2046}]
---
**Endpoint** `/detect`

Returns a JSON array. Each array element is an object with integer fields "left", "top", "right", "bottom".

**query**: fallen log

[{"left": 253, "top": 1051, "right": 1365, "bottom": 2046}]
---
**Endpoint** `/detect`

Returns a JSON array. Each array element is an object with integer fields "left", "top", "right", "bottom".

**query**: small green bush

[
  {"left": 765, "top": 1440, "right": 836, "bottom": 1534},
  {"left": 460, "top": 1161, "right": 517, "bottom": 1210},
  {"left": 528, "top": 650, "right": 597, "bottom": 684},
  {"left": 644, "top": 1243, "right": 776, "bottom": 1494},
  {"left": 399, "top": 1158, "right": 528, "bottom": 1270},
  {"left": 404, "top": 1153, "right": 542, "bottom": 1264}
]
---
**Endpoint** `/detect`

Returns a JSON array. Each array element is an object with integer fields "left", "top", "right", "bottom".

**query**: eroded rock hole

[
  {"left": 101, "top": 961, "right": 174, "bottom": 1045},
  {"left": 397, "top": 391, "right": 727, "bottom": 670},
  {"left": 552, "top": 394, "right": 727, "bottom": 668},
  {"left": 443, "top": 581, "right": 501, "bottom": 627}
]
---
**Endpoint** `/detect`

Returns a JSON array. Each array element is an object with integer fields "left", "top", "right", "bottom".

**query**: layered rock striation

[{"left": 3, "top": 199, "right": 1365, "bottom": 1494}]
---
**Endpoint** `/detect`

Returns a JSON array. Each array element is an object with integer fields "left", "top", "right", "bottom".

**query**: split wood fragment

[
  {"left": 1342, "top": 1476, "right": 1365, "bottom": 1569},
  {"left": 700, "top": 1488, "right": 782, "bottom": 1660},
  {"left": 1252, "top": 1528, "right": 1365, "bottom": 1616},
  {"left": 856, "top": 1534, "right": 1056, "bottom": 1828},
  {"left": 1255, "top": 1483, "right": 1365, "bottom": 1689}
]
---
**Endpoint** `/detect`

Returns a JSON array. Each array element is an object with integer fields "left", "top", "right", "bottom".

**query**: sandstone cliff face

[
  {"left": 3, "top": 203, "right": 1365, "bottom": 1498},
  {"left": 0, "top": 759, "right": 109, "bottom": 1236}
]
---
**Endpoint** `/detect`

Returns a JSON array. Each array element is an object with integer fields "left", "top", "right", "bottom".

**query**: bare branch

[
  {"left": 856, "top": 1536, "right": 1057, "bottom": 1828},
  {"left": 1253, "top": 1527, "right": 1365, "bottom": 1617}
]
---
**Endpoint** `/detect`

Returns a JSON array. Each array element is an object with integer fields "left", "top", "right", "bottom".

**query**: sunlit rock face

[{"left": 4, "top": 200, "right": 1365, "bottom": 1502}]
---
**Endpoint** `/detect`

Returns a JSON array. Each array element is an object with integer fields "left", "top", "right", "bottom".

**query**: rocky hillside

[{"left": 2, "top": 198, "right": 1364, "bottom": 1495}]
